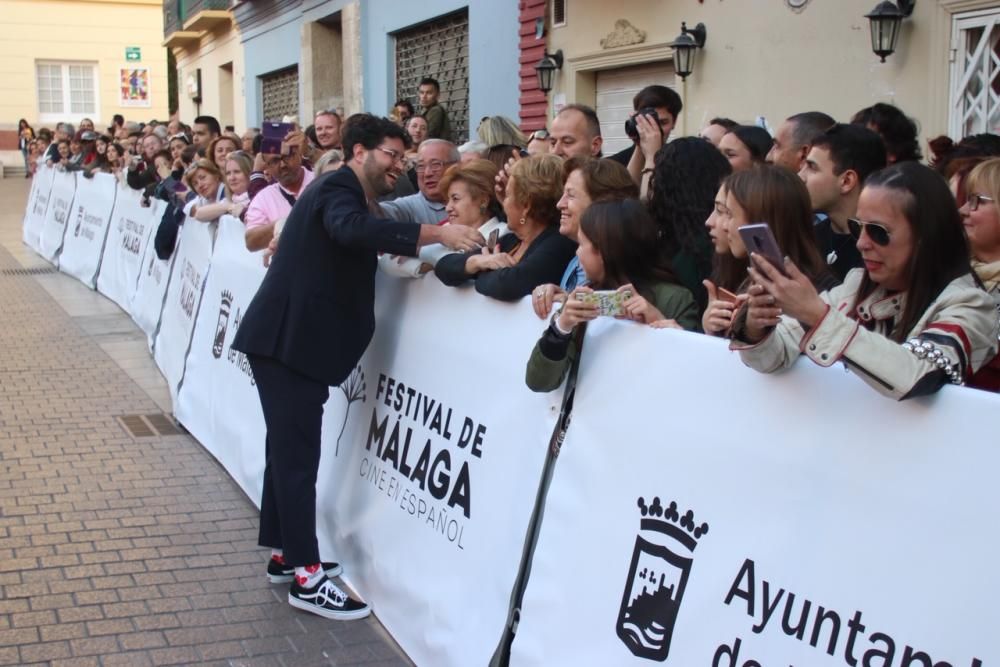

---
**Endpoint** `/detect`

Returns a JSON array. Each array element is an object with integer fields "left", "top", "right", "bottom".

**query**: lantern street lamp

[
  {"left": 535, "top": 50, "right": 564, "bottom": 94},
  {"left": 670, "top": 22, "right": 707, "bottom": 81},
  {"left": 865, "top": 0, "right": 916, "bottom": 63}
]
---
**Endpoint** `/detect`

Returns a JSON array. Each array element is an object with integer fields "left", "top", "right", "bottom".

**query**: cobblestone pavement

[{"left": 0, "top": 178, "right": 411, "bottom": 666}]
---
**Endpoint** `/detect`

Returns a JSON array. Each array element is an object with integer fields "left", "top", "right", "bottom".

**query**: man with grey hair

[
  {"left": 378, "top": 138, "right": 458, "bottom": 224},
  {"left": 766, "top": 111, "right": 835, "bottom": 173}
]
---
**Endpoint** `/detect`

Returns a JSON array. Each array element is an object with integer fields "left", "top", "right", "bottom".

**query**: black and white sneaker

[
  {"left": 266, "top": 559, "right": 343, "bottom": 584},
  {"left": 288, "top": 576, "right": 371, "bottom": 620}
]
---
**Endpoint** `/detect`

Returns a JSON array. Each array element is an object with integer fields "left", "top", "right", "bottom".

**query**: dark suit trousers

[{"left": 247, "top": 354, "right": 330, "bottom": 567}]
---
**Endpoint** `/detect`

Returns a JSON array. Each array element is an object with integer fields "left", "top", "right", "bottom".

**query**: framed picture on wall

[{"left": 120, "top": 67, "right": 151, "bottom": 107}]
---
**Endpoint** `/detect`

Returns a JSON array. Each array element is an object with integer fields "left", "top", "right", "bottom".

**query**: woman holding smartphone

[
  {"left": 526, "top": 199, "right": 699, "bottom": 392},
  {"left": 733, "top": 162, "right": 998, "bottom": 400}
]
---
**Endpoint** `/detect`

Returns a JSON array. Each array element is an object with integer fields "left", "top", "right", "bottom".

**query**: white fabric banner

[
  {"left": 130, "top": 215, "right": 176, "bottom": 347},
  {"left": 152, "top": 218, "right": 215, "bottom": 400},
  {"left": 313, "top": 276, "right": 559, "bottom": 667},
  {"left": 510, "top": 320, "right": 1000, "bottom": 667},
  {"left": 22, "top": 166, "right": 54, "bottom": 252},
  {"left": 38, "top": 170, "right": 77, "bottom": 264},
  {"left": 58, "top": 173, "right": 117, "bottom": 288},
  {"left": 175, "top": 216, "right": 267, "bottom": 501},
  {"left": 97, "top": 186, "right": 163, "bottom": 315}
]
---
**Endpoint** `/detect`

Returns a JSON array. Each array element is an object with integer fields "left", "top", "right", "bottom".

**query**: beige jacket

[{"left": 731, "top": 269, "right": 1000, "bottom": 400}]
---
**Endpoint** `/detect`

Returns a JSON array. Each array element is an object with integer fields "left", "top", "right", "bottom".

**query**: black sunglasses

[{"left": 847, "top": 217, "right": 891, "bottom": 247}]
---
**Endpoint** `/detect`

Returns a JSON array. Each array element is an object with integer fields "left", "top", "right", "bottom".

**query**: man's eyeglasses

[
  {"left": 264, "top": 152, "right": 297, "bottom": 167},
  {"left": 967, "top": 193, "right": 995, "bottom": 211},
  {"left": 375, "top": 146, "right": 404, "bottom": 164},
  {"left": 847, "top": 217, "right": 892, "bottom": 247},
  {"left": 415, "top": 159, "right": 454, "bottom": 174}
]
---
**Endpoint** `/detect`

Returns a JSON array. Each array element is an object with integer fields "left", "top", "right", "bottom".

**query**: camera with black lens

[{"left": 624, "top": 107, "right": 660, "bottom": 141}]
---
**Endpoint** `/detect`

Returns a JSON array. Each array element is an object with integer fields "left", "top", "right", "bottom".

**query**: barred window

[{"left": 261, "top": 66, "right": 299, "bottom": 123}]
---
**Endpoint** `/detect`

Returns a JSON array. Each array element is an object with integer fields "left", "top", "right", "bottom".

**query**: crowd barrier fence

[{"left": 21, "top": 166, "right": 1000, "bottom": 666}]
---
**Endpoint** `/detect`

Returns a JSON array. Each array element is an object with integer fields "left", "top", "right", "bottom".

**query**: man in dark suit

[{"left": 232, "top": 114, "right": 483, "bottom": 621}]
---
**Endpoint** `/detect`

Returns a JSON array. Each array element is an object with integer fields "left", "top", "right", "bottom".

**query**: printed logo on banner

[
  {"left": 615, "top": 496, "right": 709, "bottom": 662},
  {"left": 210, "top": 289, "right": 255, "bottom": 385},
  {"left": 73, "top": 206, "right": 84, "bottom": 237},
  {"left": 353, "top": 372, "right": 489, "bottom": 550},
  {"left": 335, "top": 366, "right": 366, "bottom": 456}
]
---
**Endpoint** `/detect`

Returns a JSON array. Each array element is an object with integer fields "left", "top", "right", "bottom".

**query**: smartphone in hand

[
  {"left": 716, "top": 287, "right": 740, "bottom": 304},
  {"left": 738, "top": 223, "right": 788, "bottom": 277},
  {"left": 486, "top": 228, "right": 500, "bottom": 252},
  {"left": 261, "top": 122, "right": 294, "bottom": 155},
  {"left": 576, "top": 289, "right": 633, "bottom": 317}
]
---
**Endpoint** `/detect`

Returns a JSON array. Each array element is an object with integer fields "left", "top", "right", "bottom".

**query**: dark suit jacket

[{"left": 232, "top": 166, "right": 420, "bottom": 386}]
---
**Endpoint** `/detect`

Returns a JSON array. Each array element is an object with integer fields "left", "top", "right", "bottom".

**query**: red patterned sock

[
  {"left": 270, "top": 550, "right": 285, "bottom": 564},
  {"left": 294, "top": 563, "right": 323, "bottom": 588}
]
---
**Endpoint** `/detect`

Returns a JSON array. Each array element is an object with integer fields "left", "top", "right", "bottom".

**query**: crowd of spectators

[{"left": 22, "top": 79, "right": 1000, "bottom": 405}]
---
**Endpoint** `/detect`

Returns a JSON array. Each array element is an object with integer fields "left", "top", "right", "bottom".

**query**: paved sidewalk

[{"left": 0, "top": 178, "right": 410, "bottom": 666}]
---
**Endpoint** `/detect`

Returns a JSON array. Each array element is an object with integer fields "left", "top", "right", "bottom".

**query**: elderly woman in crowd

[
  {"left": 702, "top": 165, "right": 832, "bottom": 337},
  {"left": 435, "top": 154, "right": 576, "bottom": 301},
  {"left": 183, "top": 158, "right": 227, "bottom": 222},
  {"left": 958, "top": 158, "right": 1000, "bottom": 391},
  {"left": 526, "top": 199, "right": 700, "bottom": 392},
  {"left": 733, "top": 162, "right": 998, "bottom": 400},
  {"left": 532, "top": 157, "right": 638, "bottom": 318},
  {"left": 382, "top": 159, "right": 507, "bottom": 279},
  {"left": 718, "top": 125, "right": 773, "bottom": 172},
  {"left": 314, "top": 149, "right": 344, "bottom": 175}
]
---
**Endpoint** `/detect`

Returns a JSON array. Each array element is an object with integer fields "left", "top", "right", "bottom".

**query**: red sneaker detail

[
  {"left": 295, "top": 574, "right": 308, "bottom": 586},
  {"left": 271, "top": 554, "right": 286, "bottom": 565},
  {"left": 304, "top": 563, "right": 321, "bottom": 574}
]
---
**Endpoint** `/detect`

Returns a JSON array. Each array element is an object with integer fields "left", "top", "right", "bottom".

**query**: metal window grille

[
  {"left": 950, "top": 9, "right": 1000, "bottom": 138},
  {"left": 394, "top": 10, "right": 470, "bottom": 143},
  {"left": 260, "top": 66, "right": 299, "bottom": 122},
  {"left": 553, "top": 0, "right": 567, "bottom": 27}
]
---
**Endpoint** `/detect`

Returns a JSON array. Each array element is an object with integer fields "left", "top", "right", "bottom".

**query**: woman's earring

[
  {"left": 480, "top": 205, "right": 487, "bottom": 214},
  {"left": 519, "top": 216, "right": 526, "bottom": 226}
]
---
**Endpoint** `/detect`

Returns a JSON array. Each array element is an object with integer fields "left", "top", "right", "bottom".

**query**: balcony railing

[{"left": 163, "top": 0, "right": 232, "bottom": 38}]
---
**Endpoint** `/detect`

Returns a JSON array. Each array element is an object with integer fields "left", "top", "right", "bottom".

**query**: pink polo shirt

[{"left": 244, "top": 167, "right": 315, "bottom": 229}]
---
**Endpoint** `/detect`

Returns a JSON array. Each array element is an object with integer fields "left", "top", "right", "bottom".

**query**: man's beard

[{"left": 364, "top": 155, "right": 396, "bottom": 197}]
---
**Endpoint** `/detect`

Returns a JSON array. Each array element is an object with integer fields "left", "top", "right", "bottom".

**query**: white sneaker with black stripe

[{"left": 288, "top": 575, "right": 371, "bottom": 621}]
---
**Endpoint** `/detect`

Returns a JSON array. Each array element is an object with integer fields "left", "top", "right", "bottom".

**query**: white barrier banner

[
  {"left": 130, "top": 213, "right": 176, "bottom": 346},
  {"left": 58, "top": 173, "right": 117, "bottom": 288},
  {"left": 313, "top": 277, "right": 559, "bottom": 667},
  {"left": 98, "top": 187, "right": 163, "bottom": 315},
  {"left": 38, "top": 170, "right": 77, "bottom": 263},
  {"left": 175, "top": 216, "right": 266, "bottom": 500},
  {"left": 510, "top": 321, "right": 1000, "bottom": 667},
  {"left": 22, "top": 166, "right": 54, "bottom": 252},
  {"left": 153, "top": 218, "right": 215, "bottom": 399}
]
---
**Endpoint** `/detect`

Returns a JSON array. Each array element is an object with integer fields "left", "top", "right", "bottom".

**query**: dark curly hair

[
  {"left": 851, "top": 103, "right": 921, "bottom": 163},
  {"left": 648, "top": 137, "right": 732, "bottom": 302}
]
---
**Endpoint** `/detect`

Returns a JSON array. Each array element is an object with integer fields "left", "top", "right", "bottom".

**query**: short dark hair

[
  {"left": 342, "top": 113, "right": 410, "bottom": 158},
  {"left": 851, "top": 103, "right": 921, "bottom": 162},
  {"left": 728, "top": 125, "right": 774, "bottom": 162},
  {"left": 305, "top": 124, "right": 319, "bottom": 146},
  {"left": 709, "top": 117, "right": 738, "bottom": 131},
  {"left": 112, "top": 114, "right": 125, "bottom": 127},
  {"left": 557, "top": 104, "right": 602, "bottom": 139},
  {"left": 193, "top": 115, "right": 221, "bottom": 137},
  {"left": 394, "top": 99, "right": 415, "bottom": 115},
  {"left": 418, "top": 77, "right": 440, "bottom": 92},
  {"left": 634, "top": 85, "right": 683, "bottom": 120},
  {"left": 153, "top": 149, "right": 172, "bottom": 163},
  {"left": 787, "top": 111, "right": 836, "bottom": 148},
  {"left": 810, "top": 123, "right": 887, "bottom": 184}
]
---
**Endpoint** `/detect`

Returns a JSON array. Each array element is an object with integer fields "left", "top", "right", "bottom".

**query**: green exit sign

[{"left": 125, "top": 47, "right": 141, "bottom": 62}]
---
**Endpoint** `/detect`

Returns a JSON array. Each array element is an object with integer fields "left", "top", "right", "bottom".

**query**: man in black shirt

[{"left": 800, "top": 123, "right": 887, "bottom": 283}]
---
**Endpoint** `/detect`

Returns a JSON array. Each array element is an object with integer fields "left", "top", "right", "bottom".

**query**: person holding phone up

[
  {"left": 731, "top": 162, "right": 998, "bottom": 400},
  {"left": 526, "top": 199, "right": 699, "bottom": 393}
]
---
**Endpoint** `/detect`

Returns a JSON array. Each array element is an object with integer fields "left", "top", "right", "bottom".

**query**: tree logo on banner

[
  {"left": 616, "top": 496, "right": 709, "bottom": 662},
  {"left": 213, "top": 290, "right": 233, "bottom": 359},
  {"left": 73, "top": 205, "right": 84, "bottom": 238},
  {"left": 335, "top": 365, "right": 366, "bottom": 456}
]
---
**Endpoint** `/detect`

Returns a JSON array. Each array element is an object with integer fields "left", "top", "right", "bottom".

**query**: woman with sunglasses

[
  {"left": 734, "top": 162, "right": 999, "bottom": 400},
  {"left": 958, "top": 158, "right": 1000, "bottom": 391}
]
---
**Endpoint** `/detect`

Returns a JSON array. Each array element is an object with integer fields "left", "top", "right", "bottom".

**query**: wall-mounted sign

[
  {"left": 120, "top": 68, "right": 151, "bottom": 107},
  {"left": 125, "top": 47, "right": 141, "bottom": 62}
]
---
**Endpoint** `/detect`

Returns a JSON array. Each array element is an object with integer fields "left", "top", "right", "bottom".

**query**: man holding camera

[{"left": 608, "top": 85, "right": 683, "bottom": 189}]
